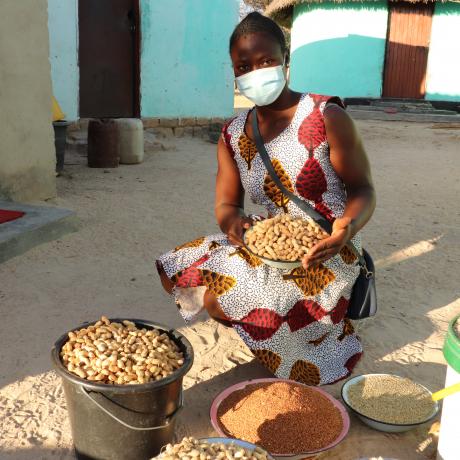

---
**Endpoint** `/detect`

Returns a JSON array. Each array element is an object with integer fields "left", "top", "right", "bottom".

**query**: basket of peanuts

[
  {"left": 243, "top": 214, "right": 329, "bottom": 269},
  {"left": 51, "top": 317, "right": 194, "bottom": 460}
]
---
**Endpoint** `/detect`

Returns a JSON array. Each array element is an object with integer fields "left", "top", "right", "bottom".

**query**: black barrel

[
  {"left": 53, "top": 121, "right": 70, "bottom": 172},
  {"left": 51, "top": 319, "right": 194, "bottom": 460},
  {"left": 87, "top": 119, "right": 119, "bottom": 168}
]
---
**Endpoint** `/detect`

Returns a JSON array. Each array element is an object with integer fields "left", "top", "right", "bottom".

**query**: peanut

[
  {"left": 60, "top": 317, "right": 185, "bottom": 385},
  {"left": 155, "top": 437, "right": 272, "bottom": 460},
  {"left": 244, "top": 214, "right": 329, "bottom": 262}
]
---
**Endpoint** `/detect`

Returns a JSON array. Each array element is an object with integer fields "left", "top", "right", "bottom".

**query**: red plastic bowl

[{"left": 210, "top": 378, "right": 350, "bottom": 459}]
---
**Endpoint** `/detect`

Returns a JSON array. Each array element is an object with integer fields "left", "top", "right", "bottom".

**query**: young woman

[{"left": 156, "top": 12, "right": 376, "bottom": 385}]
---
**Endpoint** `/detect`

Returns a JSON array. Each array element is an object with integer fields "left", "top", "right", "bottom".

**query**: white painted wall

[
  {"left": 426, "top": 3, "right": 460, "bottom": 102},
  {"left": 47, "top": 0, "right": 79, "bottom": 120},
  {"left": 290, "top": 2, "right": 388, "bottom": 98}
]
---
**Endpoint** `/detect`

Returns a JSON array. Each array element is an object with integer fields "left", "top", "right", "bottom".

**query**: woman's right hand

[{"left": 226, "top": 215, "right": 254, "bottom": 246}]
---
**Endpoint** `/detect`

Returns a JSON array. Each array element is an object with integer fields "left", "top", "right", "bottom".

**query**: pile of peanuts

[
  {"left": 156, "top": 437, "right": 271, "bottom": 460},
  {"left": 60, "top": 317, "right": 184, "bottom": 385},
  {"left": 244, "top": 214, "right": 329, "bottom": 262}
]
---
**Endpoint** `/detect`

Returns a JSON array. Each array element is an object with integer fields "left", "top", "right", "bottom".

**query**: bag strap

[{"left": 250, "top": 108, "right": 370, "bottom": 273}]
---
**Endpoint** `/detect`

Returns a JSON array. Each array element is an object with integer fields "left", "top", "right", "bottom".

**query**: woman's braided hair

[{"left": 229, "top": 12, "right": 287, "bottom": 57}]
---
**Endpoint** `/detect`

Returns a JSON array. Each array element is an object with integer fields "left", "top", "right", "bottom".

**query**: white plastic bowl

[
  {"left": 156, "top": 438, "right": 274, "bottom": 459},
  {"left": 341, "top": 373, "right": 440, "bottom": 433},
  {"left": 201, "top": 438, "right": 274, "bottom": 459}
]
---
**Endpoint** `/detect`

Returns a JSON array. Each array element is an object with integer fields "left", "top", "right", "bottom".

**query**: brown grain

[{"left": 217, "top": 382, "right": 343, "bottom": 455}]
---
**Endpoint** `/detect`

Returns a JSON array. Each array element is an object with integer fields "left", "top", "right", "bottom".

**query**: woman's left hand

[{"left": 302, "top": 217, "right": 353, "bottom": 269}]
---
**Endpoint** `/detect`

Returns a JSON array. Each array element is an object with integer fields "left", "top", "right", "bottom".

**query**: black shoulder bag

[{"left": 251, "top": 109, "right": 376, "bottom": 320}]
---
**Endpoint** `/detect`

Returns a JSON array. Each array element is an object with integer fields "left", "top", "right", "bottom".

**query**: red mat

[{"left": 0, "top": 209, "right": 25, "bottom": 224}]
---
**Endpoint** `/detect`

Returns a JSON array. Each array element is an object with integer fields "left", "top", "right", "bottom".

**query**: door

[
  {"left": 79, "top": 0, "right": 140, "bottom": 118},
  {"left": 383, "top": 2, "right": 434, "bottom": 99}
]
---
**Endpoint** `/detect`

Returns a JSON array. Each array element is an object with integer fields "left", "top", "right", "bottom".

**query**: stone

[
  {"left": 193, "top": 126, "right": 204, "bottom": 137},
  {"left": 148, "top": 127, "right": 174, "bottom": 139},
  {"left": 183, "top": 127, "right": 194, "bottom": 137},
  {"left": 195, "top": 117, "right": 212, "bottom": 126},
  {"left": 159, "top": 118, "right": 179, "bottom": 128},
  {"left": 174, "top": 127, "right": 185, "bottom": 138},
  {"left": 142, "top": 118, "right": 160, "bottom": 128},
  {"left": 201, "top": 129, "right": 211, "bottom": 140},
  {"left": 144, "top": 131, "right": 157, "bottom": 143},
  {"left": 144, "top": 131, "right": 166, "bottom": 151},
  {"left": 178, "top": 117, "right": 197, "bottom": 127}
]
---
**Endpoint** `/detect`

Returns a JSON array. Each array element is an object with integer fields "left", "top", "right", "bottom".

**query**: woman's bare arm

[
  {"left": 303, "top": 104, "right": 376, "bottom": 267},
  {"left": 215, "top": 136, "right": 252, "bottom": 245}
]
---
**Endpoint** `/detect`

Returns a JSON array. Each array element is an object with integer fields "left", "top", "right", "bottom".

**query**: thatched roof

[
  {"left": 265, "top": 0, "right": 450, "bottom": 28},
  {"left": 265, "top": 0, "right": 298, "bottom": 27}
]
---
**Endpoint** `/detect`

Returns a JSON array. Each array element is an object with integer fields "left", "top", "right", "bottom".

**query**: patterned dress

[{"left": 157, "top": 93, "right": 363, "bottom": 385}]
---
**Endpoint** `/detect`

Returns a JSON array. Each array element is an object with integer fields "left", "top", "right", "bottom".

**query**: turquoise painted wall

[
  {"left": 426, "top": 3, "right": 460, "bottom": 102},
  {"left": 140, "top": 0, "right": 238, "bottom": 118},
  {"left": 290, "top": 2, "right": 388, "bottom": 98},
  {"left": 47, "top": 0, "right": 78, "bottom": 120}
]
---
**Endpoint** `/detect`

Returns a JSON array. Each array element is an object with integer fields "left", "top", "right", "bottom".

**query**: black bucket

[
  {"left": 51, "top": 319, "right": 194, "bottom": 460},
  {"left": 53, "top": 121, "right": 71, "bottom": 172}
]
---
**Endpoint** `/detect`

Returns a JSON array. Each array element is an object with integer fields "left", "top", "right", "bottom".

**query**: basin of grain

[
  {"left": 211, "top": 378, "right": 350, "bottom": 457},
  {"left": 342, "top": 374, "right": 439, "bottom": 433}
]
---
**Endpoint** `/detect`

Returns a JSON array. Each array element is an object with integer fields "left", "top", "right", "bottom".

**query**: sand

[{"left": 0, "top": 120, "right": 459, "bottom": 460}]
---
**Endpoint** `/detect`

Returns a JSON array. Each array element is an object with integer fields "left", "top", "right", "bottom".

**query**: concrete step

[
  {"left": 347, "top": 108, "right": 460, "bottom": 123},
  {"left": 0, "top": 201, "right": 78, "bottom": 263},
  {"left": 370, "top": 100, "right": 434, "bottom": 109},
  {"left": 349, "top": 104, "right": 459, "bottom": 116}
]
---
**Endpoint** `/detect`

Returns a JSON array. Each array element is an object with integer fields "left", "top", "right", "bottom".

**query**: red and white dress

[{"left": 157, "top": 93, "right": 362, "bottom": 385}]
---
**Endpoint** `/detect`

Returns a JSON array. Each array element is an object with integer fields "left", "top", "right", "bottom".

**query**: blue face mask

[{"left": 236, "top": 65, "right": 286, "bottom": 107}]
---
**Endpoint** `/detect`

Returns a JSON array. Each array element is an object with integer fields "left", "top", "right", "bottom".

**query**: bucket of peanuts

[
  {"left": 51, "top": 317, "right": 194, "bottom": 460},
  {"left": 243, "top": 214, "right": 329, "bottom": 269}
]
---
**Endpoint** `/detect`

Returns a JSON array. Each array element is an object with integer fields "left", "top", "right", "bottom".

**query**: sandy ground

[{"left": 1, "top": 120, "right": 459, "bottom": 460}]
